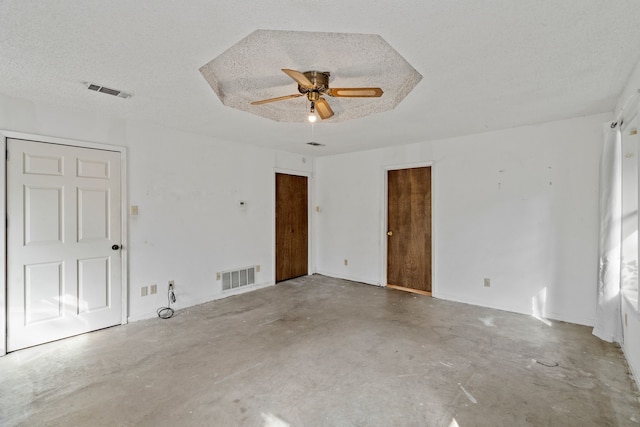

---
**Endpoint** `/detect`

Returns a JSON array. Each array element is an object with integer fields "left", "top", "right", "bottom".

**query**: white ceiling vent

[{"left": 85, "top": 83, "right": 132, "bottom": 99}]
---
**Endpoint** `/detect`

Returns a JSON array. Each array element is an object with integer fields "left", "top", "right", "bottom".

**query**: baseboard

[
  {"left": 127, "top": 311, "right": 159, "bottom": 323},
  {"left": 543, "top": 311, "right": 596, "bottom": 327},
  {"left": 314, "top": 270, "right": 382, "bottom": 287},
  {"left": 127, "top": 281, "right": 275, "bottom": 323},
  {"left": 433, "top": 291, "right": 596, "bottom": 327},
  {"left": 127, "top": 278, "right": 595, "bottom": 328}
]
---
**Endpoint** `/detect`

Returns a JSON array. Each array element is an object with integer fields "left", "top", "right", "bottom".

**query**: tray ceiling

[{"left": 199, "top": 30, "right": 422, "bottom": 122}]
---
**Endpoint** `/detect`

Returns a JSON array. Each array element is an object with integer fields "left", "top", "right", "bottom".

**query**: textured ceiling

[
  {"left": 0, "top": 1, "right": 639, "bottom": 156},
  {"left": 199, "top": 30, "right": 422, "bottom": 122}
]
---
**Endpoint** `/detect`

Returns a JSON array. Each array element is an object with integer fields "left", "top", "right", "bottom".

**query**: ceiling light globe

[{"left": 308, "top": 114, "right": 317, "bottom": 123}]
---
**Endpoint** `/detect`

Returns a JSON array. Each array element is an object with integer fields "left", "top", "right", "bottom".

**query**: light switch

[{"left": 131, "top": 205, "right": 139, "bottom": 216}]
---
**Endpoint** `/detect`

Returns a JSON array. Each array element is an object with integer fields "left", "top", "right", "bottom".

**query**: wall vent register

[{"left": 222, "top": 266, "right": 256, "bottom": 290}]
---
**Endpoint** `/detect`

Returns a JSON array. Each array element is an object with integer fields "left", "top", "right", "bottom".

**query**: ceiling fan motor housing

[{"left": 298, "top": 71, "right": 330, "bottom": 98}]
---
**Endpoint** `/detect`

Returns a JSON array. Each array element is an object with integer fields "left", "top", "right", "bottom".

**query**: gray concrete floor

[{"left": 1, "top": 275, "right": 639, "bottom": 426}]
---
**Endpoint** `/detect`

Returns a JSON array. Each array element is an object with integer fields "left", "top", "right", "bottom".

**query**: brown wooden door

[
  {"left": 387, "top": 167, "right": 432, "bottom": 292},
  {"left": 275, "top": 173, "right": 308, "bottom": 282}
]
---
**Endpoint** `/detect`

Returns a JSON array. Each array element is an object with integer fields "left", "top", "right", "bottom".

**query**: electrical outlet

[
  {"left": 141, "top": 286, "right": 148, "bottom": 297},
  {"left": 168, "top": 280, "right": 174, "bottom": 289},
  {"left": 344, "top": 259, "right": 348, "bottom": 266},
  {"left": 150, "top": 284, "right": 157, "bottom": 294},
  {"left": 256, "top": 265, "right": 261, "bottom": 273},
  {"left": 484, "top": 278, "right": 491, "bottom": 287},
  {"left": 216, "top": 272, "right": 221, "bottom": 280}
]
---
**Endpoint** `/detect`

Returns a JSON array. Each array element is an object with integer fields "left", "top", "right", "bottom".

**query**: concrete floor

[{"left": 1, "top": 275, "right": 639, "bottom": 427}]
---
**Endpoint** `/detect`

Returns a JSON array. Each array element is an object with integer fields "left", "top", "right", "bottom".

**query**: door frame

[
  {"left": 381, "top": 161, "right": 436, "bottom": 293},
  {"left": 0, "top": 130, "right": 128, "bottom": 356},
  {"left": 272, "top": 168, "right": 314, "bottom": 284}
]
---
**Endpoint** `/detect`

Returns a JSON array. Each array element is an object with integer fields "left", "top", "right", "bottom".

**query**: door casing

[
  {"left": 381, "top": 162, "right": 435, "bottom": 293},
  {"left": 0, "top": 130, "right": 128, "bottom": 356}
]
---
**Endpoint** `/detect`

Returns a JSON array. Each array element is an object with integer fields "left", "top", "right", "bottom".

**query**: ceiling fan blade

[
  {"left": 250, "top": 93, "right": 303, "bottom": 105},
  {"left": 282, "top": 69, "right": 314, "bottom": 89},
  {"left": 315, "top": 97, "right": 334, "bottom": 120},
  {"left": 326, "top": 87, "right": 384, "bottom": 98}
]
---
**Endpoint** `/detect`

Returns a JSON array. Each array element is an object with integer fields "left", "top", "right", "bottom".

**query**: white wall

[
  {"left": 0, "top": 91, "right": 615, "bottom": 354},
  {"left": 0, "top": 94, "right": 313, "bottom": 329},
  {"left": 316, "top": 113, "right": 610, "bottom": 326},
  {"left": 618, "top": 59, "right": 640, "bottom": 388},
  {"left": 622, "top": 296, "right": 640, "bottom": 386}
]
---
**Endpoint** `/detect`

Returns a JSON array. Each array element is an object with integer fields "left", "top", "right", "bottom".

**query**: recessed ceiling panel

[{"left": 199, "top": 30, "right": 422, "bottom": 122}]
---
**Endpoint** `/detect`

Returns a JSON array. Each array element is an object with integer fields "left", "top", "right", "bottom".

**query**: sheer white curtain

[{"left": 593, "top": 122, "right": 623, "bottom": 343}]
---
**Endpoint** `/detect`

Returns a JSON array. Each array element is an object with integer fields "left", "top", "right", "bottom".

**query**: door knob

[
  {"left": 387, "top": 231, "right": 393, "bottom": 236},
  {"left": 112, "top": 244, "right": 121, "bottom": 251}
]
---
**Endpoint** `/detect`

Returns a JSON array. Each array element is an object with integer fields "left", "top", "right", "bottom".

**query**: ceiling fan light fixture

[{"left": 308, "top": 101, "right": 317, "bottom": 123}]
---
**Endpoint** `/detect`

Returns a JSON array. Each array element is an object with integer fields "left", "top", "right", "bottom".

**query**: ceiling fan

[{"left": 251, "top": 69, "right": 383, "bottom": 121}]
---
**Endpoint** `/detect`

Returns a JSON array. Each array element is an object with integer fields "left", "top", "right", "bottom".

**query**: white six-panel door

[{"left": 7, "top": 138, "right": 122, "bottom": 351}]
